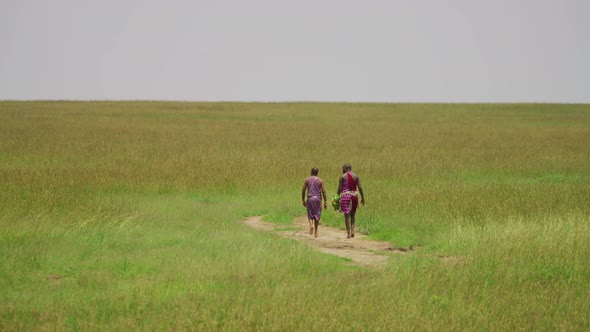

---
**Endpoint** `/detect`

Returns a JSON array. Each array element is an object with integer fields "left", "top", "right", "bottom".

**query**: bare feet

[
  {"left": 314, "top": 233, "right": 318, "bottom": 238},
  {"left": 309, "top": 227, "right": 313, "bottom": 235},
  {"left": 351, "top": 232, "right": 355, "bottom": 238}
]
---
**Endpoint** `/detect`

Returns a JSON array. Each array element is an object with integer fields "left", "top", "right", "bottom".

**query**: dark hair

[
  {"left": 343, "top": 163, "right": 352, "bottom": 171},
  {"left": 311, "top": 167, "right": 319, "bottom": 176}
]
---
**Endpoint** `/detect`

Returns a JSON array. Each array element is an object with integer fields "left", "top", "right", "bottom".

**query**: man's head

[
  {"left": 342, "top": 163, "right": 352, "bottom": 173},
  {"left": 311, "top": 167, "right": 319, "bottom": 176}
]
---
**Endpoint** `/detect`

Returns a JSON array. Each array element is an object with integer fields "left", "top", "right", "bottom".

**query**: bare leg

[
  {"left": 350, "top": 213, "right": 356, "bottom": 237},
  {"left": 314, "top": 219, "right": 319, "bottom": 238},
  {"left": 345, "top": 214, "right": 351, "bottom": 238},
  {"left": 308, "top": 219, "right": 314, "bottom": 235}
]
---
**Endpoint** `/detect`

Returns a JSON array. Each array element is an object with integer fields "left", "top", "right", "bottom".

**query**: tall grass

[{"left": 1, "top": 101, "right": 589, "bottom": 330}]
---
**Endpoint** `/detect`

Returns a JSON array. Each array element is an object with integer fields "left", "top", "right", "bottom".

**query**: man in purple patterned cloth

[
  {"left": 301, "top": 167, "right": 328, "bottom": 238},
  {"left": 337, "top": 163, "right": 365, "bottom": 238}
]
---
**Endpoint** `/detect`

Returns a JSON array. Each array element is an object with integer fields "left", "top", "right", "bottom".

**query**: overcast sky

[{"left": 1, "top": 0, "right": 589, "bottom": 103}]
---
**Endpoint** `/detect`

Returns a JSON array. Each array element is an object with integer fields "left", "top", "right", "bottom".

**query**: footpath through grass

[{"left": 1, "top": 101, "right": 589, "bottom": 330}]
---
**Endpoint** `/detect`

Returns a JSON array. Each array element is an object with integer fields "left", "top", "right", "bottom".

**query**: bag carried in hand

[{"left": 331, "top": 194, "right": 340, "bottom": 210}]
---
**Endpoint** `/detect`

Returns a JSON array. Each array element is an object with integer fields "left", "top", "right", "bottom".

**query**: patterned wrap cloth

[
  {"left": 339, "top": 172, "right": 358, "bottom": 214},
  {"left": 306, "top": 176, "right": 323, "bottom": 221}
]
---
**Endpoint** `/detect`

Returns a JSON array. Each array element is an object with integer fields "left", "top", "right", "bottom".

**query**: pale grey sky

[{"left": 1, "top": 0, "right": 589, "bottom": 103}]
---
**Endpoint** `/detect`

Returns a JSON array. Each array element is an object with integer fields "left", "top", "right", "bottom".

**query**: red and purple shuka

[{"left": 339, "top": 172, "right": 358, "bottom": 214}]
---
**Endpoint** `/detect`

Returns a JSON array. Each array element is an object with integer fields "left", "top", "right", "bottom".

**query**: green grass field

[{"left": 1, "top": 101, "right": 589, "bottom": 330}]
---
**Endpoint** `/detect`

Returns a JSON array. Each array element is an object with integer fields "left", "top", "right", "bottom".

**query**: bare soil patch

[{"left": 242, "top": 216, "right": 412, "bottom": 268}]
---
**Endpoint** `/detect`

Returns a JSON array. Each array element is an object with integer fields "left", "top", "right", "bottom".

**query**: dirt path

[{"left": 242, "top": 216, "right": 411, "bottom": 268}]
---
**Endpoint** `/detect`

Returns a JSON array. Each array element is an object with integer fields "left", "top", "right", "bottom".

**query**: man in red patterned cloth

[{"left": 337, "top": 163, "right": 365, "bottom": 238}]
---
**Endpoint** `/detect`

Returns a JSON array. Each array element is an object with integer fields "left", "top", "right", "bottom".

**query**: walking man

[
  {"left": 302, "top": 167, "right": 328, "bottom": 238},
  {"left": 337, "top": 163, "right": 365, "bottom": 238}
]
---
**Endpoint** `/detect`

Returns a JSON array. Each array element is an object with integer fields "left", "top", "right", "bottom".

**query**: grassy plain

[{"left": 1, "top": 101, "right": 589, "bottom": 330}]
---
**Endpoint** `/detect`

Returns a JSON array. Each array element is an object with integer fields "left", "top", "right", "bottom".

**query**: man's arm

[
  {"left": 357, "top": 177, "right": 365, "bottom": 205},
  {"left": 337, "top": 175, "right": 344, "bottom": 195},
  {"left": 320, "top": 180, "right": 328, "bottom": 208},
  {"left": 301, "top": 179, "right": 308, "bottom": 207}
]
